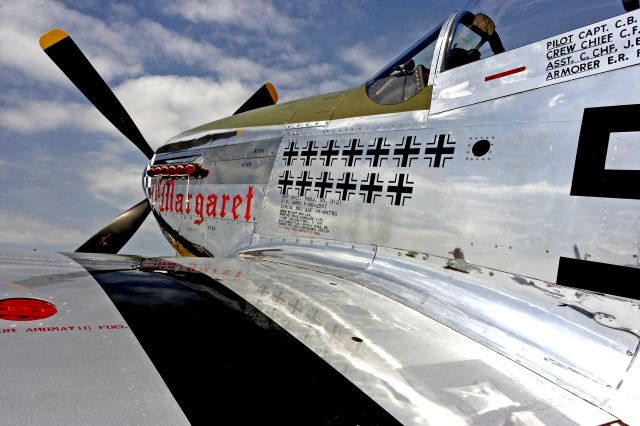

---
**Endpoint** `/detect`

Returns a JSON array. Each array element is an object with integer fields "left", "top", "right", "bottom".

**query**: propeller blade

[
  {"left": 39, "top": 29, "right": 154, "bottom": 159},
  {"left": 76, "top": 199, "right": 151, "bottom": 254},
  {"left": 234, "top": 82, "right": 279, "bottom": 115}
]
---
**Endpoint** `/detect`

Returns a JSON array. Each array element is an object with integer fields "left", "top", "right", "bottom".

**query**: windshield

[{"left": 366, "top": 24, "right": 442, "bottom": 105}]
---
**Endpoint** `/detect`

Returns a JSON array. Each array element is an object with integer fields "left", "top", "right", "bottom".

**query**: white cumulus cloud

[{"left": 163, "top": 0, "right": 297, "bottom": 35}]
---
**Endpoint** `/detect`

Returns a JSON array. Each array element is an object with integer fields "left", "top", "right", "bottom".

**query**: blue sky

[{"left": 0, "top": 0, "right": 466, "bottom": 256}]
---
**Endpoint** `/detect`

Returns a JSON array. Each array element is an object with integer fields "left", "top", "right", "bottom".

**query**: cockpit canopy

[
  {"left": 366, "top": 25, "right": 440, "bottom": 105},
  {"left": 445, "top": 12, "right": 504, "bottom": 70},
  {"left": 366, "top": 0, "right": 636, "bottom": 105}
]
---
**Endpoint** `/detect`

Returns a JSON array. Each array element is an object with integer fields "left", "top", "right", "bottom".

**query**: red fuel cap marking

[{"left": 0, "top": 298, "right": 57, "bottom": 321}]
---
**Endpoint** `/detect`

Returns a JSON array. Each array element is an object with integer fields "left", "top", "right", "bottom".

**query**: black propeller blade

[
  {"left": 76, "top": 199, "right": 151, "bottom": 254},
  {"left": 40, "top": 29, "right": 156, "bottom": 253},
  {"left": 234, "top": 82, "right": 279, "bottom": 115},
  {"left": 39, "top": 29, "right": 154, "bottom": 159}
]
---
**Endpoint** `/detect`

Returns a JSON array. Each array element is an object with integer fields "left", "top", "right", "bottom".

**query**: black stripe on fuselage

[
  {"left": 557, "top": 257, "right": 640, "bottom": 300},
  {"left": 69, "top": 254, "right": 400, "bottom": 425}
]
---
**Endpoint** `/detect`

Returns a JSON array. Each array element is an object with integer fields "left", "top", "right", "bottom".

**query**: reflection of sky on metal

[
  {"left": 171, "top": 255, "right": 618, "bottom": 425},
  {"left": 606, "top": 132, "right": 640, "bottom": 170},
  {"left": 364, "top": 248, "right": 637, "bottom": 388},
  {"left": 233, "top": 260, "right": 467, "bottom": 424},
  {"left": 445, "top": 381, "right": 518, "bottom": 416},
  {"left": 438, "top": 81, "right": 472, "bottom": 99}
]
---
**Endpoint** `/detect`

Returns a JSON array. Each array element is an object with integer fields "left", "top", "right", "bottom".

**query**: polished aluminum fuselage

[{"left": 147, "top": 9, "right": 640, "bottom": 423}]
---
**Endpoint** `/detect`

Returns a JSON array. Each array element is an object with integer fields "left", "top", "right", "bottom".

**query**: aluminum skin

[
  {"left": 143, "top": 4, "right": 640, "bottom": 424},
  {"left": 0, "top": 250, "right": 189, "bottom": 426}
]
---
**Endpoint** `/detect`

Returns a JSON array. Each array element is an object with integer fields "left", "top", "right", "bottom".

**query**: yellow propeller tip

[
  {"left": 39, "top": 29, "right": 69, "bottom": 50},
  {"left": 265, "top": 82, "right": 278, "bottom": 104}
]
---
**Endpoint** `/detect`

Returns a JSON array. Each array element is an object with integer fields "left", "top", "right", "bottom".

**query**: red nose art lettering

[
  {"left": 220, "top": 194, "right": 230, "bottom": 218},
  {"left": 207, "top": 194, "right": 218, "bottom": 217},
  {"left": 153, "top": 182, "right": 254, "bottom": 224},
  {"left": 185, "top": 193, "right": 192, "bottom": 214},
  {"left": 194, "top": 193, "right": 205, "bottom": 224},
  {"left": 175, "top": 193, "right": 184, "bottom": 213},
  {"left": 159, "top": 179, "right": 175, "bottom": 212},
  {"left": 244, "top": 185, "right": 253, "bottom": 222},
  {"left": 232, "top": 194, "right": 243, "bottom": 220}
]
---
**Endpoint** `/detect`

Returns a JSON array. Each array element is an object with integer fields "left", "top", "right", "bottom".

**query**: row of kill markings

[
  {"left": 281, "top": 134, "right": 456, "bottom": 168},
  {"left": 277, "top": 134, "right": 455, "bottom": 206},
  {"left": 278, "top": 170, "right": 414, "bottom": 206}
]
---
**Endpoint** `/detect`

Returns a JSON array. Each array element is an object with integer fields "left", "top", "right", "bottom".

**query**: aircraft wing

[{"left": 1, "top": 249, "right": 629, "bottom": 425}]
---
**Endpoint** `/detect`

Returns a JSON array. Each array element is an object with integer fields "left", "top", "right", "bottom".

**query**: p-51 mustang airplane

[{"left": 2, "top": 0, "right": 640, "bottom": 424}]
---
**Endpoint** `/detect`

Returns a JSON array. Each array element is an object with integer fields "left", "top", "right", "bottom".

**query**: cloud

[
  {"left": 0, "top": 0, "right": 144, "bottom": 84},
  {"left": 114, "top": 75, "right": 250, "bottom": 144},
  {"left": 339, "top": 43, "right": 386, "bottom": 81},
  {"left": 0, "top": 0, "right": 322, "bottom": 96},
  {"left": 83, "top": 162, "right": 145, "bottom": 210},
  {"left": 0, "top": 212, "right": 85, "bottom": 247},
  {"left": 0, "top": 0, "right": 268, "bottom": 88},
  {"left": 133, "top": 19, "right": 223, "bottom": 70},
  {"left": 0, "top": 100, "right": 112, "bottom": 134},
  {"left": 0, "top": 0, "right": 364, "bottom": 132},
  {"left": 0, "top": 203, "right": 173, "bottom": 256},
  {"left": 120, "top": 215, "right": 175, "bottom": 256},
  {"left": 446, "top": 177, "right": 570, "bottom": 197},
  {"left": 0, "top": 27, "right": 69, "bottom": 86},
  {"left": 0, "top": 75, "right": 250, "bottom": 146},
  {"left": 163, "top": 0, "right": 297, "bottom": 35},
  {"left": 109, "top": 3, "right": 137, "bottom": 21}
]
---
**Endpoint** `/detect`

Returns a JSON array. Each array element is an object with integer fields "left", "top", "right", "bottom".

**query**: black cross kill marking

[
  {"left": 282, "top": 141, "right": 298, "bottom": 166},
  {"left": 277, "top": 170, "right": 294, "bottom": 195},
  {"left": 342, "top": 138, "right": 364, "bottom": 167},
  {"left": 300, "top": 141, "right": 318, "bottom": 166},
  {"left": 314, "top": 171, "right": 334, "bottom": 199},
  {"left": 295, "top": 170, "right": 313, "bottom": 196},
  {"left": 319, "top": 140, "right": 340, "bottom": 166},
  {"left": 425, "top": 134, "right": 455, "bottom": 167},
  {"left": 393, "top": 136, "right": 421, "bottom": 167},
  {"left": 366, "top": 137, "right": 390, "bottom": 167},
  {"left": 334, "top": 172, "right": 358, "bottom": 201},
  {"left": 359, "top": 173, "right": 384, "bottom": 204},
  {"left": 386, "top": 173, "right": 414, "bottom": 206}
]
